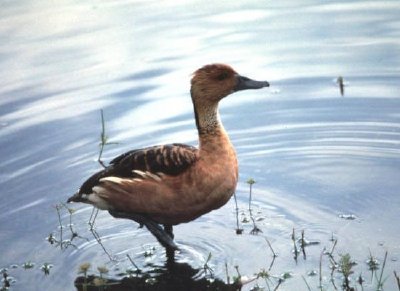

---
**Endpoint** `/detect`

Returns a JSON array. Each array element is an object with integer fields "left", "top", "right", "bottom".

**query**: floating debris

[
  {"left": 145, "top": 277, "right": 157, "bottom": 285},
  {"left": 142, "top": 246, "right": 156, "bottom": 258},
  {"left": 235, "top": 228, "right": 244, "bottom": 235},
  {"left": 40, "top": 263, "right": 53, "bottom": 275},
  {"left": 357, "top": 274, "right": 365, "bottom": 286},
  {"left": 298, "top": 238, "right": 321, "bottom": 246},
  {"left": 336, "top": 76, "right": 347, "bottom": 96},
  {"left": 46, "top": 233, "right": 57, "bottom": 245},
  {"left": 241, "top": 217, "right": 250, "bottom": 223},
  {"left": 249, "top": 225, "right": 262, "bottom": 235},
  {"left": 280, "top": 272, "right": 293, "bottom": 280},
  {"left": 307, "top": 270, "right": 318, "bottom": 276},
  {"left": 21, "top": 262, "right": 35, "bottom": 269},
  {"left": 366, "top": 256, "right": 380, "bottom": 271},
  {"left": 339, "top": 214, "right": 356, "bottom": 220},
  {"left": 1, "top": 272, "right": 16, "bottom": 287}
]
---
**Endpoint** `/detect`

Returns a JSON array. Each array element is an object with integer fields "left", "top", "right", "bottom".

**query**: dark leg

[
  {"left": 108, "top": 211, "right": 178, "bottom": 251},
  {"left": 164, "top": 224, "right": 175, "bottom": 263},
  {"left": 164, "top": 224, "right": 174, "bottom": 239}
]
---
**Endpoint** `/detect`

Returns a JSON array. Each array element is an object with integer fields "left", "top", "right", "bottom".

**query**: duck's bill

[{"left": 234, "top": 75, "right": 270, "bottom": 92}]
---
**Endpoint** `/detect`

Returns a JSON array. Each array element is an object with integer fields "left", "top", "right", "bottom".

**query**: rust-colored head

[{"left": 191, "top": 63, "right": 269, "bottom": 103}]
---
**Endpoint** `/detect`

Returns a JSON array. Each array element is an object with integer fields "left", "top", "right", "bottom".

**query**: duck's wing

[
  {"left": 109, "top": 143, "right": 197, "bottom": 176},
  {"left": 69, "top": 143, "right": 198, "bottom": 199},
  {"left": 67, "top": 143, "right": 197, "bottom": 249}
]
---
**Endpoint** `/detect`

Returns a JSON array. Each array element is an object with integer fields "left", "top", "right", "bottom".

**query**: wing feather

[{"left": 77, "top": 143, "right": 198, "bottom": 195}]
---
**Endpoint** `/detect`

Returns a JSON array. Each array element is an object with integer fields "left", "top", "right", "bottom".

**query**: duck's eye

[{"left": 217, "top": 71, "right": 229, "bottom": 81}]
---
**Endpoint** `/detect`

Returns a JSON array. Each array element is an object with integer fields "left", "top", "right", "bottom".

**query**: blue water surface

[{"left": 1, "top": 1, "right": 399, "bottom": 290}]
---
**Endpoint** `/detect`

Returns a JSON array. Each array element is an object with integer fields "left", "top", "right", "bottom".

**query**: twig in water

[
  {"left": 225, "top": 262, "right": 230, "bottom": 285},
  {"left": 357, "top": 273, "right": 364, "bottom": 291},
  {"left": 394, "top": 270, "right": 400, "bottom": 290},
  {"left": 126, "top": 254, "right": 141, "bottom": 275},
  {"left": 273, "top": 278, "right": 283, "bottom": 291},
  {"left": 367, "top": 248, "right": 380, "bottom": 276},
  {"left": 327, "top": 239, "right": 338, "bottom": 290},
  {"left": 51, "top": 204, "right": 80, "bottom": 249},
  {"left": 98, "top": 109, "right": 107, "bottom": 168},
  {"left": 328, "top": 239, "right": 338, "bottom": 265},
  {"left": 92, "top": 110, "right": 117, "bottom": 227},
  {"left": 301, "top": 275, "right": 312, "bottom": 291},
  {"left": 265, "top": 237, "right": 277, "bottom": 271},
  {"left": 301, "top": 230, "right": 306, "bottom": 260},
  {"left": 319, "top": 247, "right": 325, "bottom": 291},
  {"left": 292, "top": 228, "right": 299, "bottom": 263},
  {"left": 90, "top": 227, "right": 115, "bottom": 261},
  {"left": 247, "top": 178, "right": 262, "bottom": 234},
  {"left": 55, "top": 204, "right": 64, "bottom": 248},
  {"left": 265, "top": 237, "right": 277, "bottom": 258},
  {"left": 233, "top": 192, "right": 243, "bottom": 234},
  {"left": 329, "top": 258, "right": 338, "bottom": 291},
  {"left": 247, "top": 178, "right": 255, "bottom": 211},
  {"left": 61, "top": 203, "right": 89, "bottom": 243},
  {"left": 376, "top": 251, "right": 388, "bottom": 290},
  {"left": 202, "top": 252, "right": 214, "bottom": 278},
  {"left": 68, "top": 208, "right": 77, "bottom": 239},
  {"left": 88, "top": 207, "right": 99, "bottom": 230},
  {"left": 233, "top": 265, "right": 241, "bottom": 285},
  {"left": 97, "top": 109, "right": 119, "bottom": 168}
]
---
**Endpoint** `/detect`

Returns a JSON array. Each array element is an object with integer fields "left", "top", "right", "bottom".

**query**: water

[{"left": 1, "top": 0, "right": 399, "bottom": 290}]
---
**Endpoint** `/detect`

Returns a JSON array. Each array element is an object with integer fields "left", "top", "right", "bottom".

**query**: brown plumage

[{"left": 68, "top": 63, "right": 269, "bottom": 258}]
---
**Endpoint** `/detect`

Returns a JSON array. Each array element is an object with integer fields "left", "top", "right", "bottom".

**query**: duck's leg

[
  {"left": 164, "top": 224, "right": 174, "bottom": 239},
  {"left": 108, "top": 211, "right": 178, "bottom": 251},
  {"left": 163, "top": 224, "right": 175, "bottom": 263}
]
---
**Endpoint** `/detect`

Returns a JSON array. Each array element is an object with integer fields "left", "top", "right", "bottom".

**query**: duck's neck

[
  {"left": 192, "top": 97, "right": 232, "bottom": 151},
  {"left": 193, "top": 101, "right": 220, "bottom": 135}
]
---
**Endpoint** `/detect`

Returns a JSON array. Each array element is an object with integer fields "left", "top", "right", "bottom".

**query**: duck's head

[{"left": 191, "top": 63, "right": 269, "bottom": 103}]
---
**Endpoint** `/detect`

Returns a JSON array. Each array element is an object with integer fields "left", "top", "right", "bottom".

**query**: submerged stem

[
  {"left": 98, "top": 109, "right": 107, "bottom": 168},
  {"left": 233, "top": 192, "right": 243, "bottom": 234}
]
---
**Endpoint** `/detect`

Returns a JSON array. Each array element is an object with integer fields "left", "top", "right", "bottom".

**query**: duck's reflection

[{"left": 73, "top": 261, "right": 240, "bottom": 291}]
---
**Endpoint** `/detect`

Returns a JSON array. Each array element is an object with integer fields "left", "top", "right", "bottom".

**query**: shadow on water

[{"left": 73, "top": 261, "right": 239, "bottom": 291}]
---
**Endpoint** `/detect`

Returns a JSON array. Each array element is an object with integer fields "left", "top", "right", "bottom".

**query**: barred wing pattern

[{"left": 77, "top": 143, "right": 198, "bottom": 196}]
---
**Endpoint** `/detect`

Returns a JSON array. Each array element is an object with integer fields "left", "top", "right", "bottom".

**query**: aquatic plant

[
  {"left": 98, "top": 109, "right": 119, "bottom": 168},
  {"left": 247, "top": 178, "right": 262, "bottom": 235}
]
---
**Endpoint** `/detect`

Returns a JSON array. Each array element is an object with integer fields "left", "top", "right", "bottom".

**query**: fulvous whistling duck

[{"left": 68, "top": 64, "right": 269, "bottom": 261}]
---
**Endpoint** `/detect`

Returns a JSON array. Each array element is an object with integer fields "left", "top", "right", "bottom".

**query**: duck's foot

[{"left": 108, "top": 211, "right": 178, "bottom": 251}]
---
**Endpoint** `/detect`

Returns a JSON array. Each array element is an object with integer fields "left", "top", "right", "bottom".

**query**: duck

[{"left": 68, "top": 63, "right": 269, "bottom": 261}]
